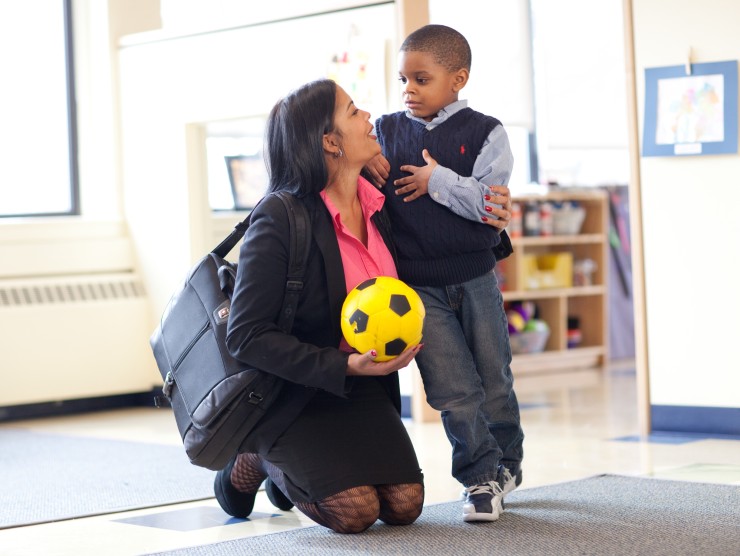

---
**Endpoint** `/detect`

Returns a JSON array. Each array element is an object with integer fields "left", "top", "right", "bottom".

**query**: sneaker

[
  {"left": 500, "top": 466, "right": 522, "bottom": 496},
  {"left": 460, "top": 466, "right": 522, "bottom": 500},
  {"left": 462, "top": 480, "right": 504, "bottom": 522}
]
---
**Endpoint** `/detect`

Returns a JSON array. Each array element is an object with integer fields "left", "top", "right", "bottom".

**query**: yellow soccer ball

[{"left": 341, "top": 276, "right": 425, "bottom": 361}]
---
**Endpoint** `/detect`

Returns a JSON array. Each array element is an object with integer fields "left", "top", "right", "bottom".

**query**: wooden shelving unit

[
  {"left": 501, "top": 188, "right": 609, "bottom": 393},
  {"left": 412, "top": 187, "right": 610, "bottom": 422}
]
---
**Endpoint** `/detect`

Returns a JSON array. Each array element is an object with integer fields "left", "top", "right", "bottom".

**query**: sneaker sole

[{"left": 462, "top": 507, "right": 501, "bottom": 522}]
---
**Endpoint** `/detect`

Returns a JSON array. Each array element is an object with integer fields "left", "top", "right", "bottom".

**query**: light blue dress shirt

[{"left": 404, "top": 99, "right": 513, "bottom": 222}]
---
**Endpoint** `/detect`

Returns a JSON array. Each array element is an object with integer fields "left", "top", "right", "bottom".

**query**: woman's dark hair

[{"left": 264, "top": 79, "right": 337, "bottom": 196}]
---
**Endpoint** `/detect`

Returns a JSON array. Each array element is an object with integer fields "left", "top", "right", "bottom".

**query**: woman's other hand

[
  {"left": 482, "top": 185, "right": 512, "bottom": 230},
  {"left": 346, "top": 344, "right": 423, "bottom": 376}
]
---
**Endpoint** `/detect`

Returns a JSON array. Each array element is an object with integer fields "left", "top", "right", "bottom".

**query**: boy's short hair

[{"left": 400, "top": 24, "right": 471, "bottom": 73}]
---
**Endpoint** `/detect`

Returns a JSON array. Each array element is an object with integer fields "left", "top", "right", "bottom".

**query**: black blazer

[{"left": 226, "top": 192, "right": 402, "bottom": 452}]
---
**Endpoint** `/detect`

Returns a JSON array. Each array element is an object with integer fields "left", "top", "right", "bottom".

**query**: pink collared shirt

[
  {"left": 321, "top": 177, "right": 398, "bottom": 292},
  {"left": 321, "top": 177, "right": 398, "bottom": 352}
]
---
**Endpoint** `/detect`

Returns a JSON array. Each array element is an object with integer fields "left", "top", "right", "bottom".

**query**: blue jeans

[{"left": 413, "top": 270, "right": 524, "bottom": 487}]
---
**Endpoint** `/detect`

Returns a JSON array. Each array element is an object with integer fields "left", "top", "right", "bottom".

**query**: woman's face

[{"left": 331, "top": 85, "right": 381, "bottom": 166}]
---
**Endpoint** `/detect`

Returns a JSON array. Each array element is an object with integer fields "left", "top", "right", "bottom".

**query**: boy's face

[{"left": 397, "top": 50, "right": 468, "bottom": 122}]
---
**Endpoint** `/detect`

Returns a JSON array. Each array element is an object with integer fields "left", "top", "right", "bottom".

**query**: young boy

[{"left": 364, "top": 24, "right": 524, "bottom": 523}]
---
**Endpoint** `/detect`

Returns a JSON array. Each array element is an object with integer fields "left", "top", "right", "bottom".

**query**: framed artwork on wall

[{"left": 642, "top": 60, "right": 738, "bottom": 157}]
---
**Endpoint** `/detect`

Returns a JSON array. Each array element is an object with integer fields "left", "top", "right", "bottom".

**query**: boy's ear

[{"left": 452, "top": 68, "right": 469, "bottom": 92}]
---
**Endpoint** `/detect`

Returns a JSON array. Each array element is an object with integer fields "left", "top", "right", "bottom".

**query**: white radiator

[{"left": 0, "top": 273, "right": 160, "bottom": 406}]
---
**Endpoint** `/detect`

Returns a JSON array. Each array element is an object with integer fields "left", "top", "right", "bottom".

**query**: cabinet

[
  {"left": 411, "top": 187, "right": 609, "bottom": 421},
  {"left": 499, "top": 188, "right": 609, "bottom": 393}
]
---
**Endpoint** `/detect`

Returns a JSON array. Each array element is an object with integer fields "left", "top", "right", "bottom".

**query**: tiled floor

[{"left": 2, "top": 363, "right": 739, "bottom": 555}]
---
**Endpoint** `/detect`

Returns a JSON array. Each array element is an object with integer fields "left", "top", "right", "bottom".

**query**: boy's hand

[
  {"left": 482, "top": 185, "right": 513, "bottom": 230},
  {"left": 364, "top": 154, "right": 391, "bottom": 188},
  {"left": 394, "top": 149, "right": 437, "bottom": 202}
]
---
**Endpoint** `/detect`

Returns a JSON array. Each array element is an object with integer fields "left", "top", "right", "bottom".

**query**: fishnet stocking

[
  {"left": 230, "top": 452, "right": 266, "bottom": 493},
  {"left": 376, "top": 483, "right": 424, "bottom": 525},
  {"left": 231, "top": 456, "right": 422, "bottom": 534},
  {"left": 294, "top": 486, "right": 380, "bottom": 534}
]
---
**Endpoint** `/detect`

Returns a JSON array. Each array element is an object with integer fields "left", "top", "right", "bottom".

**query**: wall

[
  {"left": 117, "top": 3, "right": 397, "bottom": 323},
  {"left": 9, "top": 0, "right": 737, "bottom": 423},
  {"left": 428, "top": 0, "right": 534, "bottom": 189},
  {"left": 631, "top": 0, "right": 740, "bottom": 433},
  {"left": 0, "top": 1, "right": 160, "bottom": 408}
]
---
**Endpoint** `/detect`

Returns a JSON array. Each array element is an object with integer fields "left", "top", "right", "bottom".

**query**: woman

[{"left": 216, "top": 79, "right": 425, "bottom": 534}]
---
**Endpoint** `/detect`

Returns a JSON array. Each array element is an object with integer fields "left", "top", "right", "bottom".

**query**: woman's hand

[
  {"left": 364, "top": 154, "right": 391, "bottom": 188},
  {"left": 346, "top": 344, "right": 423, "bottom": 376},
  {"left": 482, "top": 185, "right": 513, "bottom": 231}
]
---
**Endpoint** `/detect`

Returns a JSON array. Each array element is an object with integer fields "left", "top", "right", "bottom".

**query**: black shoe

[
  {"left": 214, "top": 455, "right": 257, "bottom": 518},
  {"left": 265, "top": 477, "right": 294, "bottom": 511}
]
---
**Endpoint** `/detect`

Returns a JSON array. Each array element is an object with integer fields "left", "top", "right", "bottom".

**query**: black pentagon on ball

[
  {"left": 355, "top": 278, "right": 377, "bottom": 290},
  {"left": 389, "top": 294, "right": 411, "bottom": 316},
  {"left": 349, "top": 308, "right": 370, "bottom": 333},
  {"left": 385, "top": 338, "right": 408, "bottom": 357}
]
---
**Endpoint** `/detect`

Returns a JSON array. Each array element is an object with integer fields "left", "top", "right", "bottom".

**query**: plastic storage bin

[
  {"left": 552, "top": 204, "right": 586, "bottom": 235},
  {"left": 523, "top": 252, "right": 573, "bottom": 289},
  {"left": 509, "top": 330, "right": 550, "bottom": 354}
]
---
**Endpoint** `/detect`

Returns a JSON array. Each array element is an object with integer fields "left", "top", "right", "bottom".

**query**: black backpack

[{"left": 150, "top": 191, "right": 310, "bottom": 470}]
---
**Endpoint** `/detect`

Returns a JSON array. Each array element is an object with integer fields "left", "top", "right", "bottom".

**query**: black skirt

[{"left": 263, "top": 376, "right": 424, "bottom": 504}]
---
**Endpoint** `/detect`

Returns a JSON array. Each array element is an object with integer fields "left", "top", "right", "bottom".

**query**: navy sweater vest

[{"left": 375, "top": 108, "right": 502, "bottom": 286}]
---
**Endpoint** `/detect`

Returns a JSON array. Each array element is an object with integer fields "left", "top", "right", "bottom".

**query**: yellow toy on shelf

[{"left": 523, "top": 252, "right": 573, "bottom": 290}]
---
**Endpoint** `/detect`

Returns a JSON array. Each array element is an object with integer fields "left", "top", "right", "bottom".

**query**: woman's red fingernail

[
  {"left": 484, "top": 195, "right": 491, "bottom": 201},
  {"left": 485, "top": 206, "right": 492, "bottom": 212},
  {"left": 481, "top": 216, "right": 488, "bottom": 222},
  {"left": 370, "top": 350, "right": 377, "bottom": 357}
]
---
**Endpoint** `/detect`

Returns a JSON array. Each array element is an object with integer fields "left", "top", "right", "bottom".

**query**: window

[
  {"left": 530, "top": 0, "right": 629, "bottom": 186},
  {"left": 0, "top": 0, "right": 78, "bottom": 217}
]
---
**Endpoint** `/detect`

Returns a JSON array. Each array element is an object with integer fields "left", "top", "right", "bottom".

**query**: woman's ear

[
  {"left": 452, "top": 69, "right": 469, "bottom": 93},
  {"left": 323, "top": 132, "right": 342, "bottom": 157}
]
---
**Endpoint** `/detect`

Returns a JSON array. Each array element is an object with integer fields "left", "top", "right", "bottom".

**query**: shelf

[
  {"left": 502, "top": 285, "right": 605, "bottom": 301},
  {"left": 513, "top": 366, "right": 602, "bottom": 395},
  {"left": 511, "top": 346, "right": 605, "bottom": 376},
  {"left": 509, "top": 188, "right": 607, "bottom": 203},
  {"left": 504, "top": 188, "right": 609, "bottom": 382},
  {"left": 512, "top": 234, "right": 605, "bottom": 246},
  {"left": 411, "top": 187, "right": 609, "bottom": 422}
]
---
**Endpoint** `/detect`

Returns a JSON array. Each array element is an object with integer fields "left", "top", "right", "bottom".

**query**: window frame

[
  {"left": 0, "top": 0, "right": 79, "bottom": 219},
  {"left": 64, "top": 0, "right": 80, "bottom": 217}
]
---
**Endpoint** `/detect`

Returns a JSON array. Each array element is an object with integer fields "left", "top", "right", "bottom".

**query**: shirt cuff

[{"left": 428, "top": 166, "right": 456, "bottom": 207}]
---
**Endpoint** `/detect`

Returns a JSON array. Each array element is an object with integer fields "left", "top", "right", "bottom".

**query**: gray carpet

[
  {"left": 0, "top": 429, "right": 216, "bottom": 529},
  {"left": 149, "top": 474, "right": 740, "bottom": 556}
]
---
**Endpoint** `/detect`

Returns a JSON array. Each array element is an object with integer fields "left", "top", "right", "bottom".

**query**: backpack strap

[
  {"left": 211, "top": 214, "right": 252, "bottom": 259},
  {"left": 274, "top": 191, "right": 311, "bottom": 333},
  {"left": 209, "top": 191, "right": 311, "bottom": 334}
]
